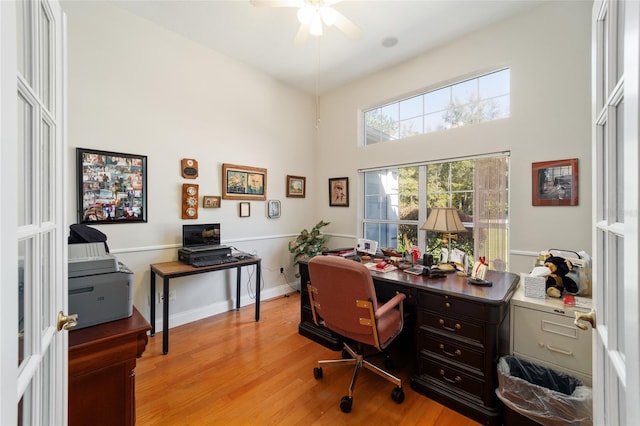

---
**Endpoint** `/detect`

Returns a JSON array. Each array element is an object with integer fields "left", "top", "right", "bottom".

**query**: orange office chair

[{"left": 307, "top": 255, "right": 406, "bottom": 413}]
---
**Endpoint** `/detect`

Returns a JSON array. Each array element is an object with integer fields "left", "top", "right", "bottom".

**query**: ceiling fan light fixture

[
  {"left": 297, "top": 5, "right": 314, "bottom": 25},
  {"left": 309, "top": 13, "right": 323, "bottom": 36},
  {"left": 319, "top": 6, "right": 336, "bottom": 26}
]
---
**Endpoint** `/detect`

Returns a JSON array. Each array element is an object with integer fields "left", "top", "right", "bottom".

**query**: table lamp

[{"left": 420, "top": 207, "right": 467, "bottom": 263}]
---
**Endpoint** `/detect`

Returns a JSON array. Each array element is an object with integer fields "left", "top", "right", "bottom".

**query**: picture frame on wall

[
  {"left": 532, "top": 158, "right": 578, "bottom": 206},
  {"left": 329, "top": 177, "right": 349, "bottom": 207},
  {"left": 267, "top": 200, "right": 281, "bottom": 218},
  {"left": 222, "top": 163, "right": 267, "bottom": 201},
  {"left": 202, "top": 196, "right": 221, "bottom": 208},
  {"left": 286, "top": 175, "right": 306, "bottom": 198},
  {"left": 239, "top": 202, "right": 251, "bottom": 217},
  {"left": 76, "top": 148, "right": 147, "bottom": 223}
]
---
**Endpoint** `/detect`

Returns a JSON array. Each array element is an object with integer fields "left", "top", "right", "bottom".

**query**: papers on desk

[{"left": 364, "top": 262, "right": 397, "bottom": 273}]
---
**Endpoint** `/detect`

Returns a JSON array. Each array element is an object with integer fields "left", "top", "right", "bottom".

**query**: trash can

[{"left": 496, "top": 356, "right": 593, "bottom": 426}]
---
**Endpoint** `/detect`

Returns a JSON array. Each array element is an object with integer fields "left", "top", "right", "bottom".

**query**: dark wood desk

[
  {"left": 69, "top": 307, "right": 150, "bottom": 426},
  {"left": 298, "top": 261, "right": 519, "bottom": 426},
  {"left": 149, "top": 257, "right": 262, "bottom": 354}
]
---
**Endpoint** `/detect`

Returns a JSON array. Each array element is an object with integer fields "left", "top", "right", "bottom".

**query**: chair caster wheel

[
  {"left": 391, "top": 387, "right": 405, "bottom": 404},
  {"left": 313, "top": 367, "right": 323, "bottom": 380},
  {"left": 340, "top": 396, "right": 353, "bottom": 413}
]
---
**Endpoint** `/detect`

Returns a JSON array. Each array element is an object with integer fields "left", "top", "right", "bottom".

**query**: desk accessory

[{"left": 467, "top": 257, "right": 492, "bottom": 286}]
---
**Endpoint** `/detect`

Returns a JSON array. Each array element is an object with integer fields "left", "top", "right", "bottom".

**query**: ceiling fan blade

[
  {"left": 250, "top": 0, "right": 303, "bottom": 7},
  {"left": 294, "top": 22, "right": 310, "bottom": 46},
  {"left": 333, "top": 10, "right": 361, "bottom": 39}
]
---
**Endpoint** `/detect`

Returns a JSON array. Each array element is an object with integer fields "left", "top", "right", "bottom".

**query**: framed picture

[
  {"left": 202, "top": 196, "right": 221, "bottom": 208},
  {"left": 329, "top": 177, "right": 349, "bottom": 207},
  {"left": 76, "top": 148, "right": 147, "bottom": 223},
  {"left": 532, "top": 158, "right": 578, "bottom": 206},
  {"left": 222, "top": 163, "right": 267, "bottom": 201},
  {"left": 267, "top": 200, "right": 281, "bottom": 218},
  {"left": 286, "top": 175, "right": 306, "bottom": 198},
  {"left": 239, "top": 202, "right": 251, "bottom": 217}
]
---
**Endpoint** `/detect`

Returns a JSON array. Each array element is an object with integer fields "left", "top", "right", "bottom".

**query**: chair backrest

[{"left": 307, "top": 256, "right": 381, "bottom": 347}]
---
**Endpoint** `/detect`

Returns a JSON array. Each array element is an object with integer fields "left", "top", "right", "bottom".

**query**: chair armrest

[{"left": 375, "top": 292, "right": 406, "bottom": 319}]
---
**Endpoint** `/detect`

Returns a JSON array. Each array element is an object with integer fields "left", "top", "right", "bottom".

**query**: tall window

[
  {"left": 361, "top": 155, "right": 509, "bottom": 271},
  {"left": 364, "top": 69, "right": 510, "bottom": 145}
]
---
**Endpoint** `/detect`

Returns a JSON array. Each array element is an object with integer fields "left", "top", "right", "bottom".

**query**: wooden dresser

[
  {"left": 68, "top": 307, "right": 150, "bottom": 426},
  {"left": 298, "top": 260, "right": 519, "bottom": 425}
]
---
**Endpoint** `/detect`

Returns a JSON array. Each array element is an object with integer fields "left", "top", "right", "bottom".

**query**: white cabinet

[{"left": 510, "top": 284, "right": 592, "bottom": 386}]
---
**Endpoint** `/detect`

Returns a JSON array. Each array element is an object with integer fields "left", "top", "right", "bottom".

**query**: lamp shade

[{"left": 420, "top": 208, "right": 467, "bottom": 233}]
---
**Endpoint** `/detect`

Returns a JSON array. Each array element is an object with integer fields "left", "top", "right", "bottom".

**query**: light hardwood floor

[{"left": 136, "top": 292, "right": 481, "bottom": 425}]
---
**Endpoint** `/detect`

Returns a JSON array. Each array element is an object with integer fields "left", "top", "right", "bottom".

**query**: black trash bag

[
  {"left": 68, "top": 224, "right": 109, "bottom": 253},
  {"left": 496, "top": 356, "right": 592, "bottom": 426}
]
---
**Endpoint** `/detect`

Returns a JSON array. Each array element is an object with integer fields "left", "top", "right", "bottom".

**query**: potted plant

[{"left": 288, "top": 220, "right": 330, "bottom": 263}]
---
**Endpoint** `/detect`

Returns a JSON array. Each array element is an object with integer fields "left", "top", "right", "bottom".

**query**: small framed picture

[
  {"left": 267, "top": 200, "right": 281, "bottom": 218},
  {"left": 239, "top": 202, "right": 251, "bottom": 217},
  {"left": 286, "top": 175, "right": 306, "bottom": 198},
  {"left": 532, "top": 158, "right": 578, "bottom": 206},
  {"left": 202, "top": 196, "right": 221, "bottom": 208},
  {"left": 329, "top": 177, "right": 349, "bottom": 207}
]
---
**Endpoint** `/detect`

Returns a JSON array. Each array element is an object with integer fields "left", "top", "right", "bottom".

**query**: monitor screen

[{"left": 182, "top": 223, "right": 221, "bottom": 248}]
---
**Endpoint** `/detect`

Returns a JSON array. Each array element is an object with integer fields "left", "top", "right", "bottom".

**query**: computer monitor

[{"left": 182, "top": 223, "right": 221, "bottom": 249}]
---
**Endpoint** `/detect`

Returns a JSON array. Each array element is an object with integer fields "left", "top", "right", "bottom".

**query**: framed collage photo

[
  {"left": 222, "top": 163, "right": 267, "bottom": 201},
  {"left": 532, "top": 158, "right": 578, "bottom": 206},
  {"left": 77, "top": 148, "right": 147, "bottom": 223},
  {"left": 329, "top": 177, "right": 349, "bottom": 207}
]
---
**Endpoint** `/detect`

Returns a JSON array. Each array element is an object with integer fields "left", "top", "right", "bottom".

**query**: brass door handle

[
  {"left": 57, "top": 311, "right": 78, "bottom": 331},
  {"left": 574, "top": 309, "right": 596, "bottom": 330}
]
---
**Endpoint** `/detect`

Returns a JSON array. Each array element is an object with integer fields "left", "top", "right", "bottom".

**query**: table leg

[
  {"left": 236, "top": 266, "right": 241, "bottom": 310},
  {"left": 163, "top": 276, "right": 170, "bottom": 355},
  {"left": 255, "top": 261, "right": 261, "bottom": 321},
  {"left": 150, "top": 270, "right": 156, "bottom": 336}
]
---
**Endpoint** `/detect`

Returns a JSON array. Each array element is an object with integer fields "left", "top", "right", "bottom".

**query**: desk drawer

[
  {"left": 421, "top": 310, "right": 484, "bottom": 345},
  {"left": 419, "top": 292, "right": 484, "bottom": 318},
  {"left": 418, "top": 356, "right": 485, "bottom": 404},
  {"left": 513, "top": 305, "right": 592, "bottom": 377},
  {"left": 419, "top": 332, "right": 484, "bottom": 375}
]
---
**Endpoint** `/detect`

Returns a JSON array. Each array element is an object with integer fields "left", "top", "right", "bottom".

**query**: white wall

[
  {"left": 63, "top": 2, "right": 318, "bottom": 330},
  {"left": 314, "top": 0, "right": 593, "bottom": 274}
]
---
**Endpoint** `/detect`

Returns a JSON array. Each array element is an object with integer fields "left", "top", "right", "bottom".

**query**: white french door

[
  {"left": 592, "top": 0, "right": 640, "bottom": 424},
  {"left": 1, "top": 0, "right": 68, "bottom": 424}
]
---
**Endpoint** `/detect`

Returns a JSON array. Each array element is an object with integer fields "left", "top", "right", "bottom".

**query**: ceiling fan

[{"left": 251, "top": 0, "right": 361, "bottom": 45}]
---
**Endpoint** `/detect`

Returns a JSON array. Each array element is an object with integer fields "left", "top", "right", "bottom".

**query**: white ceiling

[{"left": 111, "top": 0, "right": 542, "bottom": 95}]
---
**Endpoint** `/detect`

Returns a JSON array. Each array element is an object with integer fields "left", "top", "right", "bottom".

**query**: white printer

[{"left": 68, "top": 243, "right": 133, "bottom": 329}]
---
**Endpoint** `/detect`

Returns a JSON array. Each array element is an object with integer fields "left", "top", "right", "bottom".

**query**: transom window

[{"left": 364, "top": 69, "right": 510, "bottom": 145}]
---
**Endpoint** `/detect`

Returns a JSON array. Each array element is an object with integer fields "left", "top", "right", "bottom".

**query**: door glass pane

[
  {"left": 41, "top": 120, "right": 52, "bottom": 222},
  {"left": 41, "top": 233, "right": 51, "bottom": 331},
  {"left": 598, "top": 229, "right": 607, "bottom": 325},
  {"left": 616, "top": 101, "right": 624, "bottom": 223},
  {"left": 16, "top": 0, "right": 32, "bottom": 84},
  {"left": 40, "top": 3, "right": 51, "bottom": 110},
  {"left": 18, "top": 239, "right": 31, "bottom": 369},
  {"left": 597, "top": 123, "right": 607, "bottom": 221},
  {"left": 18, "top": 93, "right": 33, "bottom": 227},
  {"left": 615, "top": 234, "right": 624, "bottom": 354},
  {"left": 616, "top": 1, "right": 625, "bottom": 81}
]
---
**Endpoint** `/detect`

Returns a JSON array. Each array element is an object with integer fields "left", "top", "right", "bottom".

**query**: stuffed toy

[{"left": 544, "top": 255, "right": 579, "bottom": 298}]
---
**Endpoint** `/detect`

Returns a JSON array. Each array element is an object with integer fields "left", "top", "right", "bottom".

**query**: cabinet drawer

[
  {"left": 419, "top": 332, "right": 484, "bottom": 375},
  {"left": 418, "top": 292, "right": 484, "bottom": 318},
  {"left": 418, "top": 356, "right": 485, "bottom": 404},
  {"left": 421, "top": 310, "right": 484, "bottom": 345},
  {"left": 513, "top": 306, "right": 592, "bottom": 377}
]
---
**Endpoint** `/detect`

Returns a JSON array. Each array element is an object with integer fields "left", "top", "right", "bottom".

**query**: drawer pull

[
  {"left": 439, "top": 369, "right": 462, "bottom": 384},
  {"left": 445, "top": 302, "right": 451, "bottom": 308},
  {"left": 438, "top": 319, "right": 461, "bottom": 332},
  {"left": 439, "top": 343, "right": 461, "bottom": 357},
  {"left": 546, "top": 344, "right": 573, "bottom": 356}
]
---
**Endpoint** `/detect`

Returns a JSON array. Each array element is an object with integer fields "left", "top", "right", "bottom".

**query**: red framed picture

[{"left": 532, "top": 158, "right": 578, "bottom": 206}]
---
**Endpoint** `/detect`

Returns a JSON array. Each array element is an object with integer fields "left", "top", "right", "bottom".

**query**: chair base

[{"left": 313, "top": 341, "right": 404, "bottom": 413}]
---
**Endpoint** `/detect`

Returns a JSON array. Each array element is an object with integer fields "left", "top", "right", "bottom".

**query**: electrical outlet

[
  {"left": 280, "top": 267, "right": 284, "bottom": 274},
  {"left": 169, "top": 289, "right": 176, "bottom": 300},
  {"left": 158, "top": 290, "right": 177, "bottom": 304}
]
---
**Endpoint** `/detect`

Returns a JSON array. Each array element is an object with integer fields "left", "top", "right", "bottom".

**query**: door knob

[
  {"left": 574, "top": 309, "right": 596, "bottom": 330},
  {"left": 57, "top": 311, "right": 78, "bottom": 331}
]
